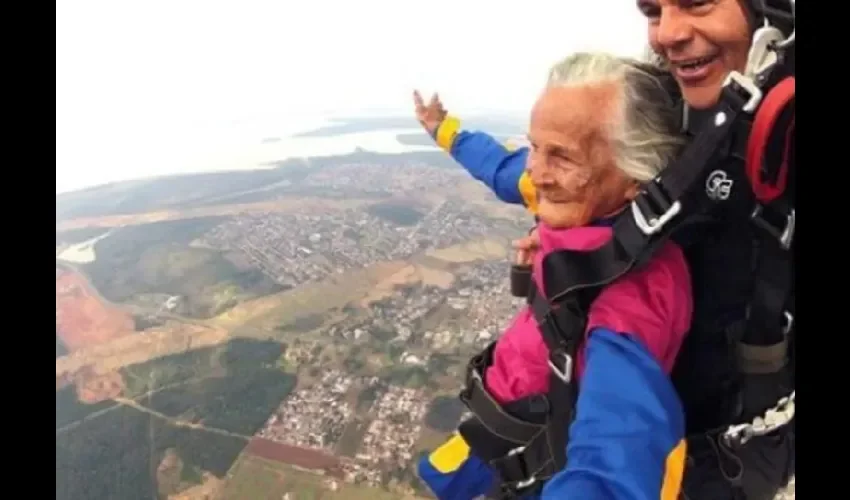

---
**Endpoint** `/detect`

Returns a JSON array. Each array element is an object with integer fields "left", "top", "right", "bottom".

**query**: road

[{"left": 113, "top": 397, "right": 252, "bottom": 440}]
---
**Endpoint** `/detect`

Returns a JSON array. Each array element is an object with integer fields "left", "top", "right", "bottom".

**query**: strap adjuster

[
  {"left": 460, "top": 364, "right": 483, "bottom": 405},
  {"left": 548, "top": 350, "right": 573, "bottom": 384},
  {"left": 750, "top": 204, "right": 795, "bottom": 250},
  {"left": 492, "top": 446, "right": 537, "bottom": 496},
  {"left": 514, "top": 476, "right": 538, "bottom": 490},
  {"left": 631, "top": 183, "right": 682, "bottom": 236},
  {"left": 723, "top": 71, "right": 763, "bottom": 113}
]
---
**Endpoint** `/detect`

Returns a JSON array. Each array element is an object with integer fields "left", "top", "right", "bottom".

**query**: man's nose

[{"left": 655, "top": 8, "right": 694, "bottom": 50}]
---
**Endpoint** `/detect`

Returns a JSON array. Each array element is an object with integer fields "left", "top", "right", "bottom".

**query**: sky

[{"left": 56, "top": 0, "right": 648, "bottom": 194}]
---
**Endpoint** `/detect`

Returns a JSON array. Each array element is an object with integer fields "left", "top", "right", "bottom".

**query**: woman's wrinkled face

[
  {"left": 640, "top": 0, "right": 751, "bottom": 109},
  {"left": 526, "top": 84, "right": 639, "bottom": 229}
]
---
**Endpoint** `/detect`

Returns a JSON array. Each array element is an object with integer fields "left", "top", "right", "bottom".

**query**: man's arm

[
  {"left": 541, "top": 329, "right": 687, "bottom": 500},
  {"left": 434, "top": 116, "right": 537, "bottom": 213}
]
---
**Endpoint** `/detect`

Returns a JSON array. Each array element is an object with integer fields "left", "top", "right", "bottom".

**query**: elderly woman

[{"left": 417, "top": 52, "right": 693, "bottom": 500}]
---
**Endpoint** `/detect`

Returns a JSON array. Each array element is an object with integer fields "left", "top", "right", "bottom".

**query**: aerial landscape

[
  {"left": 56, "top": 118, "right": 533, "bottom": 500},
  {"left": 55, "top": 117, "right": 796, "bottom": 500}
]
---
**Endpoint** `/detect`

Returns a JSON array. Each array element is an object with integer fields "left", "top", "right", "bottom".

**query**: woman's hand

[
  {"left": 413, "top": 90, "right": 448, "bottom": 136},
  {"left": 512, "top": 226, "right": 540, "bottom": 267}
]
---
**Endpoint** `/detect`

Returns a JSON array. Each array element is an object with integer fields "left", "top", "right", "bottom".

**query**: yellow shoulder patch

[
  {"left": 517, "top": 170, "right": 538, "bottom": 214},
  {"left": 428, "top": 433, "right": 471, "bottom": 474},
  {"left": 660, "top": 439, "right": 687, "bottom": 500}
]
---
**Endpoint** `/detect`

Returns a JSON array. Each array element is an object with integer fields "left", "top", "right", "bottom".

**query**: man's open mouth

[{"left": 671, "top": 54, "right": 720, "bottom": 80}]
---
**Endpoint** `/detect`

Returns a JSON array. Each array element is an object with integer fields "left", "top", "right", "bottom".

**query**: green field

[
  {"left": 222, "top": 454, "right": 429, "bottom": 500},
  {"left": 82, "top": 217, "right": 283, "bottom": 318},
  {"left": 56, "top": 338, "right": 296, "bottom": 500},
  {"left": 336, "top": 418, "right": 371, "bottom": 457}
]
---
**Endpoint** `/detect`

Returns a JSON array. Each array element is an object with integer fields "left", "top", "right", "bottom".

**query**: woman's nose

[
  {"left": 529, "top": 166, "right": 556, "bottom": 190},
  {"left": 526, "top": 156, "right": 550, "bottom": 186}
]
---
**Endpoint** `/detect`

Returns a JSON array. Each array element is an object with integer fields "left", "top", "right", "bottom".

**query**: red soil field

[
  {"left": 56, "top": 268, "right": 135, "bottom": 351},
  {"left": 244, "top": 438, "right": 343, "bottom": 476}
]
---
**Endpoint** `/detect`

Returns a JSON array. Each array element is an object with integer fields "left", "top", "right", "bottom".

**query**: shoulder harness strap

[
  {"left": 724, "top": 65, "right": 796, "bottom": 446},
  {"left": 458, "top": 280, "right": 595, "bottom": 498}
]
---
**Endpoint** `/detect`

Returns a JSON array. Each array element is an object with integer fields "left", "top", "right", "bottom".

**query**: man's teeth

[{"left": 680, "top": 56, "right": 714, "bottom": 69}]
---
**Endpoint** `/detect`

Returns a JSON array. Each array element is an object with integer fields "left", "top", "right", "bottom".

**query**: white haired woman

[{"left": 418, "top": 52, "right": 693, "bottom": 500}]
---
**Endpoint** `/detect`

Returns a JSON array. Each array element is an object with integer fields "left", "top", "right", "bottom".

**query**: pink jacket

[{"left": 484, "top": 222, "right": 693, "bottom": 404}]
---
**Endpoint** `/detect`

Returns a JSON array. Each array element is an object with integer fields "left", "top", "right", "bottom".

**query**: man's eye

[
  {"left": 637, "top": 0, "right": 661, "bottom": 18},
  {"left": 681, "top": 0, "right": 713, "bottom": 10}
]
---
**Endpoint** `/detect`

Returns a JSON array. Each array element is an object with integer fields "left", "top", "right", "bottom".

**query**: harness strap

[
  {"left": 461, "top": 343, "right": 546, "bottom": 445},
  {"left": 458, "top": 282, "right": 590, "bottom": 498},
  {"left": 737, "top": 71, "right": 795, "bottom": 371},
  {"left": 745, "top": 76, "right": 795, "bottom": 203},
  {"left": 744, "top": 209, "right": 795, "bottom": 345},
  {"left": 726, "top": 69, "right": 796, "bottom": 439}
]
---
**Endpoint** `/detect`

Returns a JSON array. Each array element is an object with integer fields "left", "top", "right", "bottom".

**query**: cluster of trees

[{"left": 57, "top": 338, "right": 295, "bottom": 499}]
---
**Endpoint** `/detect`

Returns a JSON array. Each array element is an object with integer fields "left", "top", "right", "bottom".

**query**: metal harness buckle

[
  {"left": 630, "top": 187, "right": 682, "bottom": 237},
  {"left": 723, "top": 391, "right": 796, "bottom": 446},
  {"left": 723, "top": 71, "right": 763, "bottom": 114},
  {"left": 751, "top": 204, "right": 795, "bottom": 250},
  {"left": 514, "top": 476, "right": 537, "bottom": 490},
  {"left": 495, "top": 445, "right": 538, "bottom": 497},
  {"left": 548, "top": 351, "right": 573, "bottom": 384},
  {"left": 745, "top": 25, "right": 787, "bottom": 81},
  {"left": 782, "top": 311, "right": 794, "bottom": 335}
]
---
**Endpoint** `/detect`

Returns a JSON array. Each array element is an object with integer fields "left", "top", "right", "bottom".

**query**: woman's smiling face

[{"left": 526, "top": 83, "right": 638, "bottom": 229}]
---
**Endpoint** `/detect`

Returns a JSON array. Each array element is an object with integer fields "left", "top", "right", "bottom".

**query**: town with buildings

[
  {"left": 200, "top": 164, "right": 532, "bottom": 490},
  {"left": 249, "top": 261, "right": 526, "bottom": 489},
  {"left": 258, "top": 370, "right": 356, "bottom": 452},
  {"left": 199, "top": 200, "right": 509, "bottom": 289},
  {"left": 197, "top": 164, "right": 526, "bottom": 289},
  {"left": 344, "top": 385, "right": 430, "bottom": 485},
  {"left": 257, "top": 370, "right": 433, "bottom": 488}
]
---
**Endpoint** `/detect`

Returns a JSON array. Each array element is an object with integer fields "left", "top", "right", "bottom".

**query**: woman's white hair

[{"left": 545, "top": 52, "right": 683, "bottom": 183}]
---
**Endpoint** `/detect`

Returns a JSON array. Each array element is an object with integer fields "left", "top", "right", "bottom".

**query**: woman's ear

[{"left": 624, "top": 181, "right": 641, "bottom": 201}]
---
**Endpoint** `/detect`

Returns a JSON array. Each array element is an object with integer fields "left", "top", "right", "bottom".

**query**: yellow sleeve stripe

[
  {"left": 428, "top": 433, "right": 471, "bottom": 474},
  {"left": 517, "top": 170, "right": 538, "bottom": 214},
  {"left": 435, "top": 115, "right": 461, "bottom": 152},
  {"left": 660, "top": 439, "right": 687, "bottom": 500}
]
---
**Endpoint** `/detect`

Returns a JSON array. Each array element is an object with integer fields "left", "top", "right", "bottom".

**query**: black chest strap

[{"left": 458, "top": 283, "right": 590, "bottom": 498}]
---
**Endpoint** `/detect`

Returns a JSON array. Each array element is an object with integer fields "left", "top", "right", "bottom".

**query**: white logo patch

[{"left": 705, "top": 170, "right": 733, "bottom": 201}]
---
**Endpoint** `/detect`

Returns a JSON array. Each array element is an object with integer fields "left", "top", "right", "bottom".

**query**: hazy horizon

[{"left": 56, "top": 0, "right": 648, "bottom": 194}]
